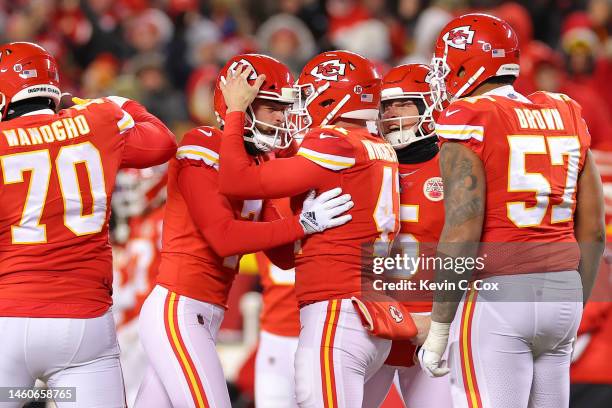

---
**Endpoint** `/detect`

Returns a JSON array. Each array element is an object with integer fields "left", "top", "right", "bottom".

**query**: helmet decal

[
  {"left": 442, "top": 26, "right": 475, "bottom": 50},
  {"left": 310, "top": 59, "right": 347, "bottom": 81},
  {"left": 227, "top": 59, "right": 258, "bottom": 80}
]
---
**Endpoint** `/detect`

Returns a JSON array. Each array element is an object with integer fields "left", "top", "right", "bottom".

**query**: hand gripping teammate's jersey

[
  {"left": 436, "top": 87, "right": 591, "bottom": 278},
  {"left": 0, "top": 98, "right": 177, "bottom": 317},
  {"left": 155, "top": 126, "right": 304, "bottom": 308}
]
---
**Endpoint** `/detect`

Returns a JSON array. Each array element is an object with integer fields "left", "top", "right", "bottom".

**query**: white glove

[
  {"left": 299, "top": 187, "right": 353, "bottom": 234},
  {"left": 417, "top": 321, "right": 451, "bottom": 377}
]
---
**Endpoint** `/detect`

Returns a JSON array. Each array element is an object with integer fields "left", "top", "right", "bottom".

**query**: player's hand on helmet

[
  {"left": 417, "top": 321, "right": 451, "bottom": 377},
  {"left": 410, "top": 313, "right": 432, "bottom": 346},
  {"left": 299, "top": 187, "right": 353, "bottom": 235},
  {"left": 219, "top": 64, "right": 266, "bottom": 113}
]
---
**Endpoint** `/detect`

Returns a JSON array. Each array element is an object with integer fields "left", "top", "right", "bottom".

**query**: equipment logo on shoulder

[
  {"left": 197, "top": 128, "right": 213, "bottom": 137},
  {"left": 423, "top": 177, "right": 444, "bottom": 201}
]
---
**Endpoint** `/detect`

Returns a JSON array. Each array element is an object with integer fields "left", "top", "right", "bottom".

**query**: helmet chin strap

[
  {"left": 321, "top": 94, "right": 350, "bottom": 126},
  {"left": 453, "top": 66, "right": 486, "bottom": 100}
]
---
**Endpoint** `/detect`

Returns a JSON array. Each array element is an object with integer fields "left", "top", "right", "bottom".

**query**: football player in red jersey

[
  {"left": 134, "top": 54, "right": 353, "bottom": 408},
  {"left": 417, "top": 14, "right": 606, "bottom": 408},
  {"left": 218, "top": 51, "right": 419, "bottom": 407},
  {"left": 253, "top": 198, "right": 301, "bottom": 407},
  {"left": 111, "top": 166, "right": 167, "bottom": 406},
  {"left": 0, "top": 42, "right": 177, "bottom": 407},
  {"left": 254, "top": 251, "right": 301, "bottom": 407},
  {"left": 363, "top": 64, "right": 452, "bottom": 408}
]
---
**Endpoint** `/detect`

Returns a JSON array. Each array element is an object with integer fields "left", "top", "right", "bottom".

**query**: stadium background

[{"left": 1, "top": 0, "right": 610, "bottom": 407}]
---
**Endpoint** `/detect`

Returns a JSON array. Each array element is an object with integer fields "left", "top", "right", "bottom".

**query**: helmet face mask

[
  {"left": 428, "top": 56, "right": 451, "bottom": 111},
  {"left": 378, "top": 64, "right": 437, "bottom": 149},
  {"left": 244, "top": 98, "right": 296, "bottom": 152},
  {"left": 378, "top": 96, "right": 436, "bottom": 149},
  {"left": 288, "top": 81, "right": 326, "bottom": 136}
]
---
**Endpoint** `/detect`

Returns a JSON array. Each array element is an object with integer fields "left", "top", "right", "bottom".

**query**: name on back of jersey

[
  {"left": 2, "top": 115, "right": 91, "bottom": 147},
  {"left": 361, "top": 140, "right": 398, "bottom": 163},
  {"left": 514, "top": 108, "right": 565, "bottom": 131}
]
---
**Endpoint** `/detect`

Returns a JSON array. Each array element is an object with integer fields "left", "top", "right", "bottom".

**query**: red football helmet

[
  {"left": 430, "top": 13, "right": 520, "bottom": 109},
  {"left": 214, "top": 54, "right": 296, "bottom": 152},
  {"left": 291, "top": 50, "right": 381, "bottom": 133},
  {"left": 378, "top": 64, "right": 436, "bottom": 149},
  {"left": 0, "top": 42, "right": 61, "bottom": 120}
]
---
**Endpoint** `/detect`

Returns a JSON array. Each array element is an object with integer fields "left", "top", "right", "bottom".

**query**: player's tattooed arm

[
  {"left": 574, "top": 150, "right": 606, "bottom": 304},
  {"left": 432, "top": 142, "right": 486, "bottom": 323},
  {"left": 441, "top": 143, "right": 485, "bottom": 227}
]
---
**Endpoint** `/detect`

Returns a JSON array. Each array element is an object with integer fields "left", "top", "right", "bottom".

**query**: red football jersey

[
  {"left": 437, "top": 86, "right": 590, "bottom": 278},
  {"left": 294, "top": 125, "right": 401, "bottom": 304},
  {"left": 256, "top": 252, "right": 300, "bottom": 337},
  {"left": 396, "top": 155, "right": 445, "bottom": 312},
  {"left": 114, "top": 205, "right": 164, "bottom": 328},
  {"left": 156, "top": 126, "right": 304, "bottom": 308},
  {"left": 0, "top": 98, "right": 176, "bottom": 317}
]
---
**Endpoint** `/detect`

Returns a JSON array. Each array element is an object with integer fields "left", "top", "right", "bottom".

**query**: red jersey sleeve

[
  {"left": 436, "top": 100, "right": 488, "bottom": 159},
  {"left": 296, "top": 127, "right": 357, "bottom": 171},
  {"left": 78, "top": 97, "right": 177, "bottom": 169},
  {"left": 175, "top": 128, "right": 305, "bottom": 257},
  {"left": 119, "top": 100, "right": 178, "bottom": 168},
  {"left": 218, "top": 111, "right": 333, "bottom": 199}
]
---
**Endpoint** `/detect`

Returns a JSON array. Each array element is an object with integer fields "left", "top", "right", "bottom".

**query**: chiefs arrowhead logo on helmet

[
  {"left": 389, "top": 305, "right": 404, "bottom": 323},
  {"left": 228, "top": 59, "right": 258, "bottom": 80},
  {"left": 310, "top": 59, "right": 346, "bottom": 81},
  {"left": 443, "top": 26, "right": 475, "bottom": 50}
]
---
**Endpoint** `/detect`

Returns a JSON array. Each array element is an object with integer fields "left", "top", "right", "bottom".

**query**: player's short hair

[{"left": 483, "top": 75, "right": 517, "bottom": 86}]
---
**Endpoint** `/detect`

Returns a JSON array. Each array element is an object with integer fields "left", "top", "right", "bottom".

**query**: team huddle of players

[{"left": 0, "top": 10, "right": 605, "bottom": 408}]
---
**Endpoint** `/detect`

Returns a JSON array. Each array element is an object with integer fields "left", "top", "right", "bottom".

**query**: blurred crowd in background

[
  {"left": 1, "top": 0, "right": 610, "bottom": 150},
  {"left": 2, "top": 2, "right": 611, "bottom": 406}
]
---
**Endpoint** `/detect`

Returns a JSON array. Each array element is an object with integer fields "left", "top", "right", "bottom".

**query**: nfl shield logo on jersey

[
  {"left": 423, "top": 177, "right": 444, "bottom": 201},
  {"left": 389, "top": 305, "right": 403, "bottom": 323}
]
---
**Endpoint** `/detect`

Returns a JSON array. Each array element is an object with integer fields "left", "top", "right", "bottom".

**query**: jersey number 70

[{"left": 1, "top": 141, "right": 107, "bottom": 244}]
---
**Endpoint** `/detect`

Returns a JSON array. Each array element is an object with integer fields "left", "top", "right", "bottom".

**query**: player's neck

[
  {"left": 395, "top": 137, "right": 439, "bottom": 165},
  {"left": 5, "top": 98, "right": 56, "bottom": 121},
  {"left": 469, "top": 82, "right": 507, "bottom": 97}
]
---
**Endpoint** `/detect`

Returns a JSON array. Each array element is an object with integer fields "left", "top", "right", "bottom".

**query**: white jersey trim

[
  {"left": 176, "top": 145, "right": 219, "bottom": 170},
  {"left": 297, "top": 147, "right": 355, "bottom": 171}
]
